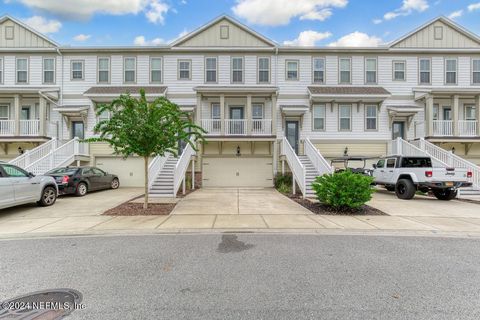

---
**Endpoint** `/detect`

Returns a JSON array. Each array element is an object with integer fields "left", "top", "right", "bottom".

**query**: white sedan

[{"left": 0, "top": 162, "right": 59, "bottom": 210}]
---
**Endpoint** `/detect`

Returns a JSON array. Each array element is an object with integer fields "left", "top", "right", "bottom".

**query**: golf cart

[{"left": 330, "top": 156, "right": 376, "bottom": 176}]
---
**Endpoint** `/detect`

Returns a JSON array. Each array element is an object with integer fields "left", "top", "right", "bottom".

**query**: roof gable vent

[
  {"left": 5, "top": 26, "right": 14, "bottom": 40},
  {"left": 220, "top": 25, "right": 229, "bottom": 39}
]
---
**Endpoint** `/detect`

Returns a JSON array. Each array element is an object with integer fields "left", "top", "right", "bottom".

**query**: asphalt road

[{"left": 0, "top": 233, "right": 479, "bottom": 320}]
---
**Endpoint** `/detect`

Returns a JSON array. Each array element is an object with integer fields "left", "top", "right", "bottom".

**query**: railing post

[
  {"left": 396, "top": 137, "right": 402, "bottom": 155},
  {"left": 419, "top": 138, "right": 425, "bottom": 151},
  {"left": 191, "top": 159, "right": 195, "bottom": 190},
  {"left": 73, "top": 137, "right": 79, "bottom": 155}
]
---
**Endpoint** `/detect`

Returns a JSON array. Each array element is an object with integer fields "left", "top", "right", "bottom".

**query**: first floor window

[
  {"left": 393, "top": 61, "right": 405, "bottom": 81},
  {"left": 71, "top": 60, "right": 84, "bottom": 80},
  {"left": 313, "top": 104, "right": 325, "bottom": 130},
  {"left": 179, "top": 60, "right": 191, "bottom": 80},
  {"left": 339, "top": 105, "right": 351, "bottom": 131},
  {"left": 365, "top": 58, "right": 377, "bottom": 84},
  {"left": 232, "top": 57, "right": 243, "bottom": 83},
  {"left": 339, "top": 58, "right": 351, "bottom": 84},
  {"left": 313, "top": 58, "right": 325, "bottom": 83},
  {"left": 472, "top": 59, "right": 480, "bottom": 84},
  {"left": 43, "top": 58, "right": 55, "bottom": 84},
  {"left": 124, "top": 57, "right": 136, "bottom": 83},
  {"left": 150, "top": 57, "right": 162, "bottom": 83},
  {"left": 16, "top": 58, "right": 28, "bottom": 83},
  {"left": 365, "top": 105, "right": 377, "bottom": 130},
  {"left": 205, "top": 57, "right": 217, "bottom": 83},
  {"left": 98, "top": 57, "right": 110, "bottom": 83},
  {"left": 286, "top": 60, "right": 298, "bottom": 80},
  {"left": 445, "top": 59, "right": 457, "bottom": 84},
  {"left": 465, "top": 105, "right": 476, "bottom": 120},
  {"left": 419, "top": 58, "right": 431, "bottom": 84},
  {"left": 0, "top": 105, "right": 8, "bottom": 120},
  {"left": 258, "top": 57, "right": 270, "bottom": 83}
]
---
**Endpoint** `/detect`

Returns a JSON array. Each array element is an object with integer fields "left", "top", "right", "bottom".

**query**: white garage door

[
  {"left": 203, "top": 157, "right": 273, "bottom": 187},
  {"left": 95, "top": 157, "right": 144, "bottom": 187}
]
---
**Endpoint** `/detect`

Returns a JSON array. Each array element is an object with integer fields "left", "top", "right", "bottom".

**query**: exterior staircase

[
  {"left": 149, "top": 156, "right": 179, "bottom": 197},
  {"left": 298, "top": 155, "right": 320, "bottom": 198}
]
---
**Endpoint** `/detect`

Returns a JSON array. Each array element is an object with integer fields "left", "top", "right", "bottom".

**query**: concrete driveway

[{"left": 172, "top": 188, "right": 311, "bottom": 215}]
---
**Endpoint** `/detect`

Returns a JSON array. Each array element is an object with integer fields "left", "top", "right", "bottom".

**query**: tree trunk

[{"left": 144, "top": 156, "right": 149, "bottom": 210}]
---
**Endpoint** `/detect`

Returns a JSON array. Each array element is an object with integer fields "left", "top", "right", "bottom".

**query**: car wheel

[
  {"left": 433, "top": 189, "right": 457, "bottom": 201},
  {"left": 38, "top": 186, "right": 57, "bottom": 207},
  {"left": 395, "top": 179, "right": 416, "bottom": 200},
  {"left": 111, "top": 178, "right": 120, "bottom": 189},
  {"left": 385, "top": 185, "right": 395, "bottom": 192},
  {"left": 75, "top": 182, "right": 88, "bottom": 197}
]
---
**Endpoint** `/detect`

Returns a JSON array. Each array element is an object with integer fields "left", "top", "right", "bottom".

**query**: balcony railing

[
  {"left": 0, "top": 120, "right": 15, "bottom": 136},
  {"left": 432, "top": 120, "right": 453, "bottom": 136},
  {"left": 458, "top": 120, "right": 477, "bottom": 137},
  {"left": 20, "top": 120, "right": 40, "bottom": 136},
  {"left": 201, "top": 119, "right": 272, "bottom": 136}
]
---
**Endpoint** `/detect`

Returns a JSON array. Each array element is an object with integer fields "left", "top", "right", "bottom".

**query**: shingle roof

[
  {"left": 84, "top": 86, "right": 167, "bottom": 95},
  {"left": 308, "top": 86, "right": 390, "bottom": 95}
]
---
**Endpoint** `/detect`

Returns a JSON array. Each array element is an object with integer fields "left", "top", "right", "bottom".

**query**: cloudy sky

[{"left": 2, "top": 0, "right": 480, "bottom": 47}]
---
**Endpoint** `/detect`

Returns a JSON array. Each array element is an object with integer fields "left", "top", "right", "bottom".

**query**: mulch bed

[
  {"left": 103, "top": 202, "right": 176, "bottom": 216},
  {"left": 287, "top": 194, "right": 387, "bottom": 216}
]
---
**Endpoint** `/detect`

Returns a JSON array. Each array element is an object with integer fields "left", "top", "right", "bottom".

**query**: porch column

[
  {"left": 220, "top": 94, "right": 225, "bottom": 135},
  {"left": 425, "top": 95, "right": 433, "bottom": 137},
  {"left": 39, "top": 97, "right": 46, "bottom": 136},
  {"left": 14, "top": 94, "right": 20, "bottom": 136},
  {"left": 195, "top": 94, "right": 201, "bottom": 126},
  {"left": 452, "top": 95, "right": 459, "bottom": 136},
  {"left": 476, "top": 95, "right": 480, "bottom": 136},
  {"left": 246, "top": 94, "right": 252, "bottom": 135},
  {"left": 271, "top": 94, "right": 277, "bottom": 135}
]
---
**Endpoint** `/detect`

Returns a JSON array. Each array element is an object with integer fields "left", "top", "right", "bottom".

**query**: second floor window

[
  {"left": 252, "top": 104, "right": 264, "bottom": 119},
  {"left": 465, "top": 105, "right": 476, "bottom": 120},
  {"left": 365, "top": 105, "right": 377, "bottom": 130},
  {"left": 178, "top": 60, "right": 191, "bottom": 80},
  {"left": 150, "top": 57, "right": 162, "bottom": 83},
  {"left": 0, "top": 105, "right": 8, "bottom": 120},
  {"left": 313, "top": 58, "right": 325, "bottom": 83},
  {"left": 43, "top": 58, "right": 55, "bottom": 84},
  {"left": 339, "top": 104, "right": 351, "bottom": 131},
  {"left": 98, "top": 57, "right": 110, "bottom": 83},
  {"left": 472, "top": 59, "right": 480, "bottom": 84},
  {"left": 365, "top": 58, "right": 377, "bottom": 84},
  {"left": 0, "top": 58, "right": 4, "bottom": 84},
  {"left": 16, "top": 58, "right": 28, "bottom": 83},
  {"left": 419, "top": 58, "right": 431, "bottom": 84},
  {"left": 98, "top": 110, "right": 110, "bottom": 122},
  {"left": 205, "top": 57, "right": 217, "bottom": 83},
  {"left": 232, "top": 57, "right": 244, "bottom": 83},
  {"left": 339, "top": 58, "right": 351, "bottom": 84},
  {"left": 393, "top": 61, "right": 406, "bottom": 81},
  {"left": 71, "top": 60, "right": 84, "bottom": 80},
  {"left": 286, "top": 60, "right": 299, "bottom": 80},
  {"left": 124, "top": 57, "right": 136, "bottom": 83},
  {"left": 313, "top": 104, "right": 326, "bottom": 130},
  {"left": 258, "top": 57, "right": 270, "bottom": 83},
  {"left": 445, "top": 59, "right": 457, "bottom": 84}
]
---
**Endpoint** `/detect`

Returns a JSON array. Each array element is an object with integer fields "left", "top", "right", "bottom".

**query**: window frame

[
  {"left": 365, "top": 57, "right": 377, "bottom": 84},
  {"left": 178, "top": 59, "right": 192, "bottom": 80},
  {"left": 465, "top": 105, "right": 476, "bottom": 121},
  {"left": 0, "top": 57, "right": 3, "bottom": 84},
  {"left": 231, "top": 56, "right": 244, "bottom": 84},
  {"left": 123, "top": 56, "right": 137, "bottom": 84},
  {"left": 205, "top": 56, "right": 218, "bottom": 84},
  {"left": 16, "top": 57, "right": 29, "bottom": 84},
  {"left": 97, "top": 110, "right": 111, "bottom": 123},
  {"left": 472, "top": 58, "right": 480, "bottom": 85},
  {"left": 365, "top": 104, "right": 378, "bottom": 131},
  {"left": 338, "top": 57, "right": 351, "bottom": 84},
  {"left": 285, "top": 59, "right": 299, "bottom": 81},
  {"left": 312, "top": 57, "right": 325, "bottom": 84},
  {"left": 148, "top": 56, "right": 162, "bottom": 84},
  {"left": 97, "top": 57, "right": 111, "bottom": 84},
  {"left": 445, "top": 58, "right": 457, "bottom": 85},
  {"left": 392, "top": 60, "right": 406, "bottom": 81},
  {"left": 252, "top": 103, "right": 264, "bottom": 120},
  {"left": 70, "top": 60, "right": 84, "bottom": 81},
  {"left": 418, "top": 57, "right": 431, "bottom": 85},
  {"left": 338, "top": 104, "right": 352, "bottom": 131},
  {"left": 0, "top": 105, "right": 9, "bottom": 120},
  {"left": 257, "top": 56, "right": 271, "bottom": 84},
  {"left": 42, "top": 57, "right": 55, "bottom": 84},
  {"left": 312, "top": 104, "right": 326, "bottom": 131}
]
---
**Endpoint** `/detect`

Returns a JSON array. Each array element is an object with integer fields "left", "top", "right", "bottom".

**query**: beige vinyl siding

[
  {"left": 314, "top": 143, "right": 388, "bottom": 158},
  {"left": 0, "top": 19, "right": 56, "bottom": 48}
]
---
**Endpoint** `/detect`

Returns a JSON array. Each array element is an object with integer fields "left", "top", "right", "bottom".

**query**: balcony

[
  {"left": 201, "top": 119, "right": 273, "bottom": 136},
  {"left": 0, "top": 120, "right": 15, "bottom": 136},
  {"left": 432, "top": 120, "right": 478, "bottom": 137},
  {"left": 0, "top": 120, "right": 41, "bottom": 136}
]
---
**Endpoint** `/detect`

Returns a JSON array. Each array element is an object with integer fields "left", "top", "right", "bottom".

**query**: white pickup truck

[{"left": 372, "top": 156, "right": 473, "bottom": 200}]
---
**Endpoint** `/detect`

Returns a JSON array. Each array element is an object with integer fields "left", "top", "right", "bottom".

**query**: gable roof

[
  {"left": 0, "top": 15, "right": 59, "bottom": 48},
  {"left": 171, "top": 15, "right": 277, "bottom": 48},
  {"left": 389, "top": 16, "right": 480, "bottom": 48}
]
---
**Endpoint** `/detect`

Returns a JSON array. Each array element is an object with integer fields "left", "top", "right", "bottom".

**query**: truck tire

[
  {"left": 385, "top": 185, "right": 395, "bottom": 192},
  {"left": 433, "top": 189, "right": 457, "bottom": 201},
  {"left": 395, "top": 179, "right": 416, "bottom": 200}
]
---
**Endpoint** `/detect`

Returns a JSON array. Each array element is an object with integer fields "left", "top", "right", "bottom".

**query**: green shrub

[
  {"left": 274, "top": 173, "right": 292, "bottom": 189},
  {"left": 312, "top": 170, "right": 375, "bottom": 210},
  {"left": 277, "top": 182, "right": 291, "bottom": 194}
]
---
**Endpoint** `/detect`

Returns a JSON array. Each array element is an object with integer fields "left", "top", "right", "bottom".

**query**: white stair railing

[
  {"left": 281, "top": 137, "right": 306, "bottom": 197},
  {"left": 304, "top": 138, "right": 333, "bottom": 175},
  {"left": 9, "top": 138, "right": 58, "bottom": 168},
  {"left": 148, "top": 153, "right": 171, "bottom": 189},
  {"left": 173, "top": 141, "right": 196, "bottom": 197},
  {"left": 392, "top": 138, "right": 447, "bottom": 167}
]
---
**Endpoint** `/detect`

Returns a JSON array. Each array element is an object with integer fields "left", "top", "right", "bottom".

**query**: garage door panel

[
  {"left": 203, "top": 157, "right": 273, "bottom": 187},
  {"left": 95, "top": 157, "right": 144, "bottom": 187}
]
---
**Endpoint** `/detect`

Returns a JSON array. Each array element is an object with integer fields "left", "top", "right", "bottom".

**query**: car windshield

[
  {"left": 47, "top": 168, "right": 78, "bottom": 175},
  {"left": 401, "top": 157, "right": 432, "bottom": 168}
]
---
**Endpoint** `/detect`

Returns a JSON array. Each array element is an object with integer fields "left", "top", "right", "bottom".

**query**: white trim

[
  {"left": 123, "top": 56, "right": 137, "bottom": 84},
  {"left": 97, "top": 56, "right": 111, "bottom": 84},
  {"left": 150, "top": 56, "right": 163, "bottom": 84},
  {"left": 0, "top": 15, "right": 59, "bottom": 47}
]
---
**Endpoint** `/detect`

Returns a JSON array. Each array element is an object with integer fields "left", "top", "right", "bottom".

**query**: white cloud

[
  {"left": 468, "top": 2, "right": 480, "bottom": 11},
  {"left": 22, "top": 15, "right": 62, "bottom": 33},
  {"left": 372, "top": 18, "right": 383, "bottom": 24},
  {"left": 73, "top": 34, "right": 91, "bottom": 41},
  {"left": 328, "top": 31, "right": 382, "bottom": 47},
  {"left": 448, "top": 9, "right": 463, "bottom": 19},
  {"left": 284, "top": 30, "right": 332, "bottom": 46},
  {"left": 134, "top": 29, "right": 189, "bottom": 46},
  {"left": 232, "top": 0, "right": 348, "bottom": 26},
  {"left": 382, "top": 0, "right": 429, "bottom": 22},
  {"left": 12, "top": 0, "right": 170, "bottom": 24}
]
